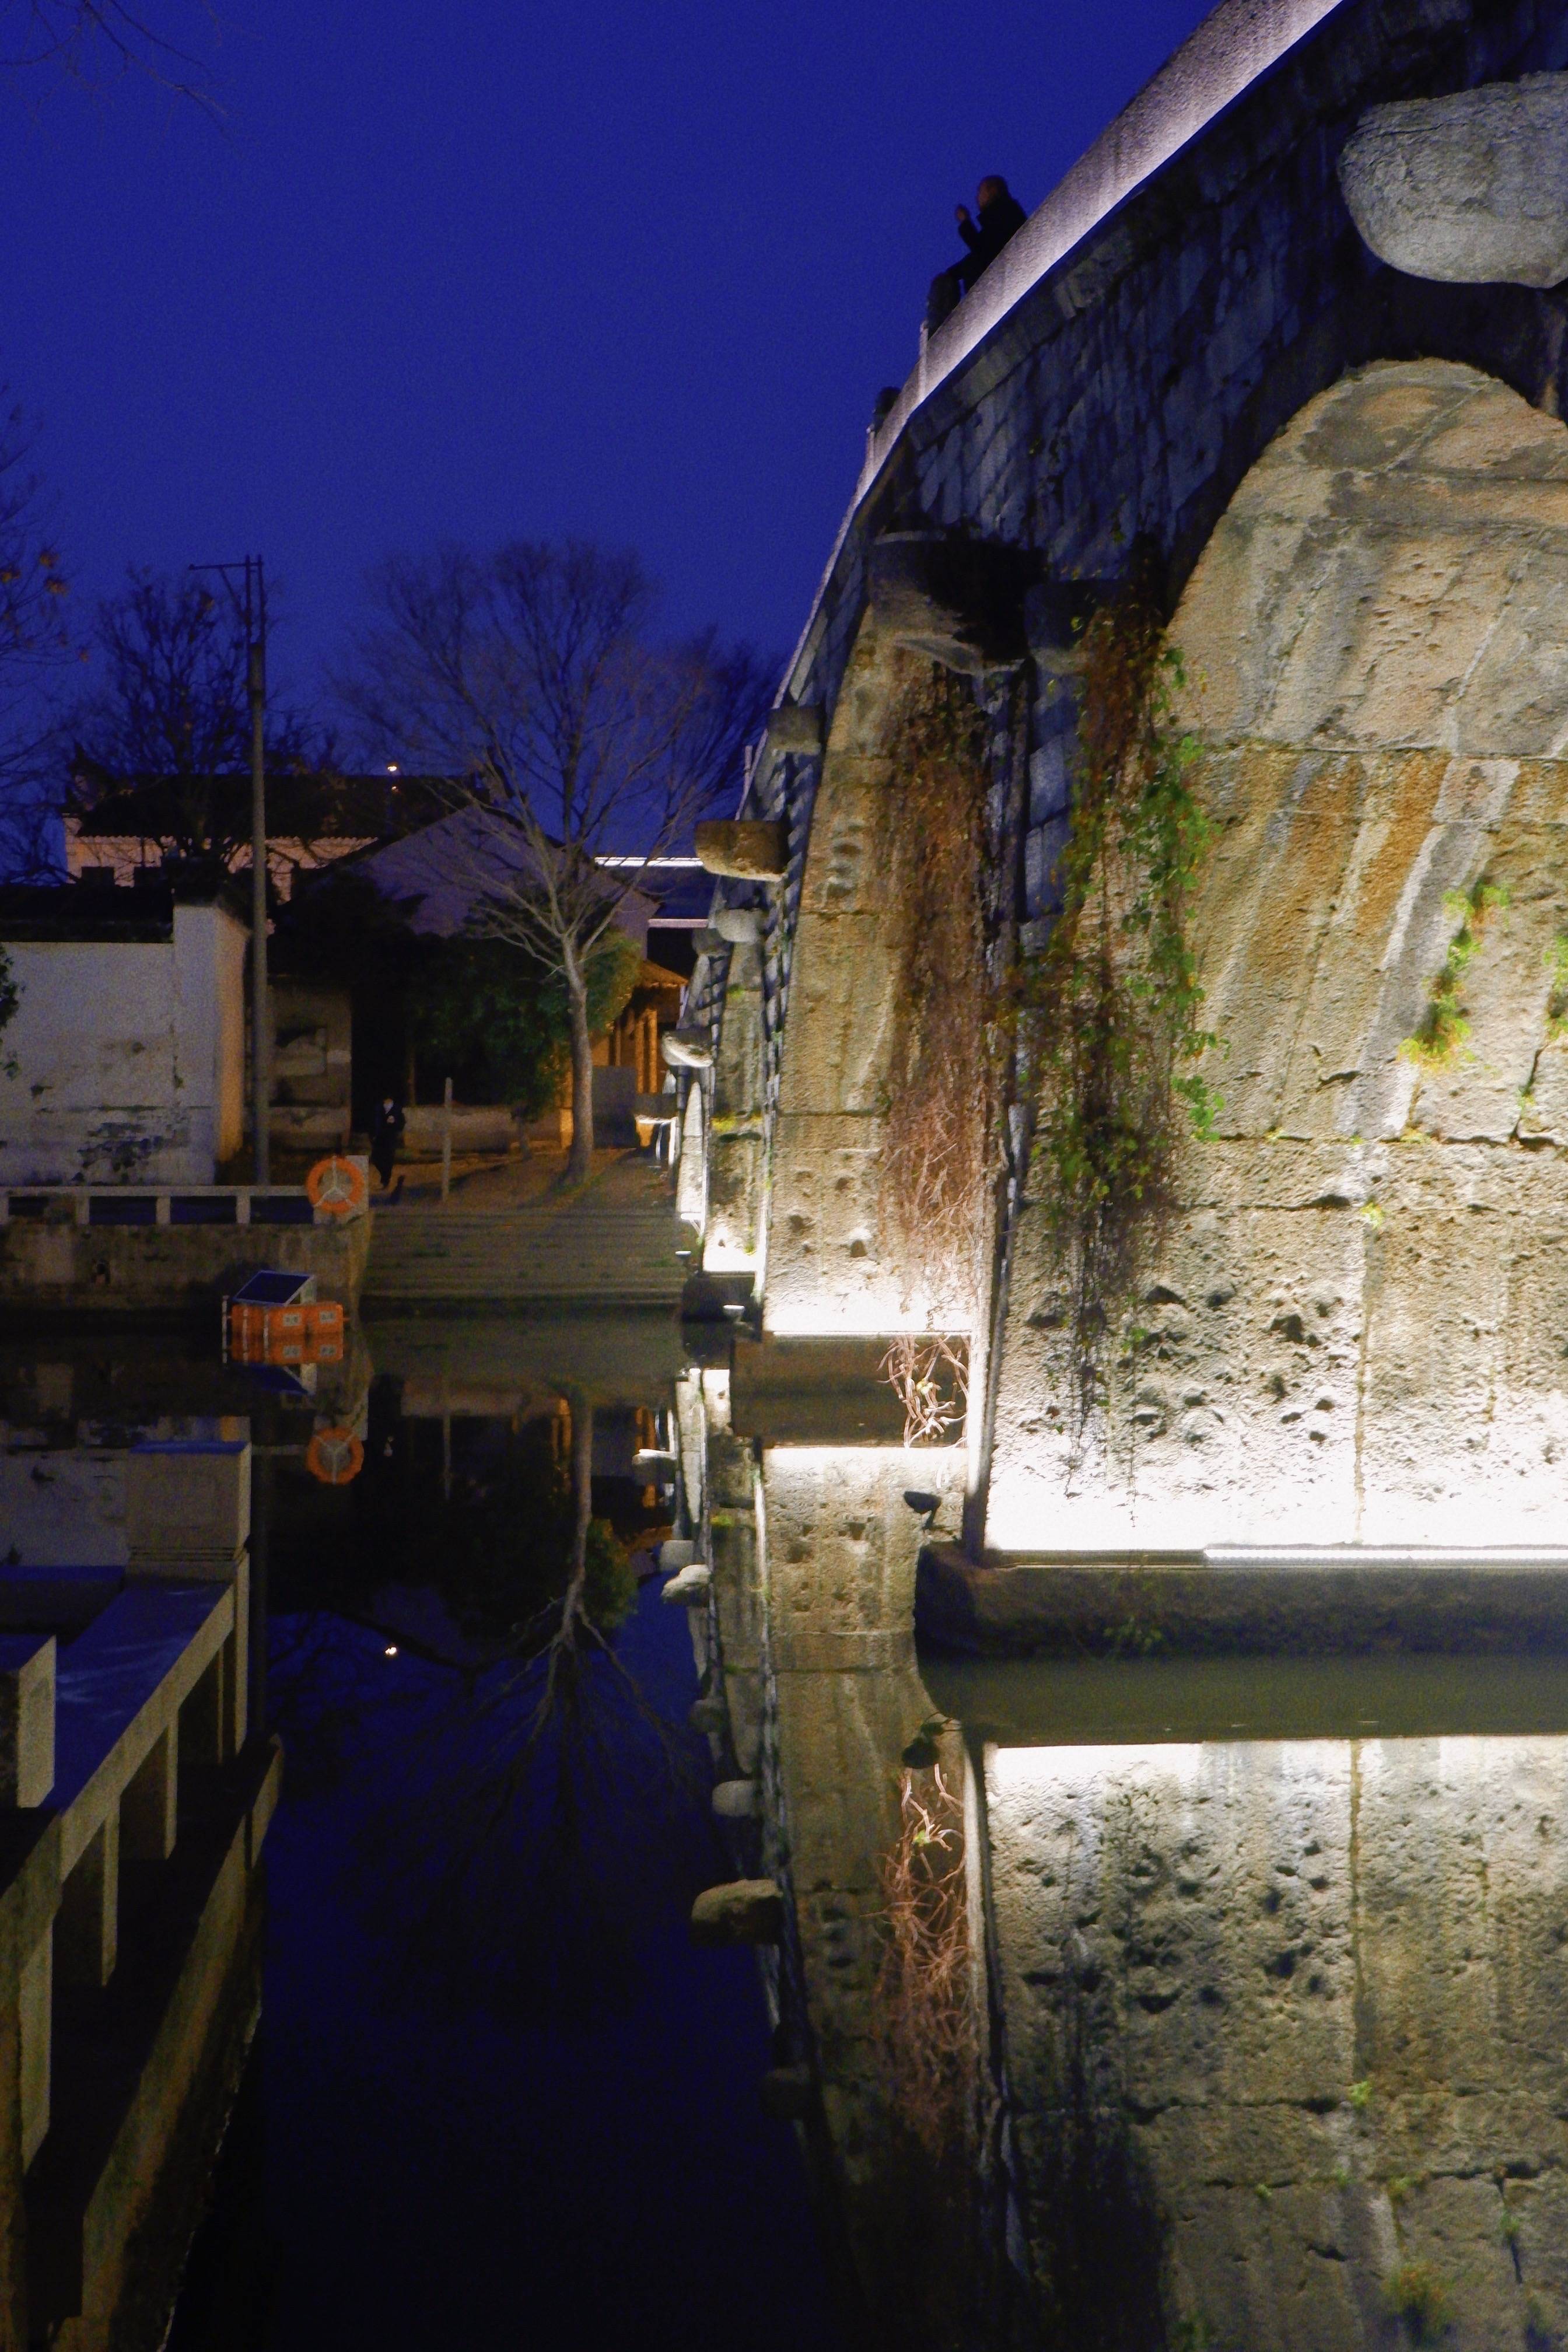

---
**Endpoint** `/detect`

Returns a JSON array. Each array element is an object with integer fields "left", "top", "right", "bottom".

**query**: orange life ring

[
  {"left": 306, "top": 1156, "right": 368, "bottom": 1217},
  {"left": 306, "top": 1428, "right": 364, "bottom": 1486}
]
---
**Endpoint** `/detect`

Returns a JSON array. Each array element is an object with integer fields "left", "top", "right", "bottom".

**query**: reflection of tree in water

[
  {"left": 270, "top": 1386, "right": 718, "bottom": 2025},
  {"left": 272, "top": 1378, "right": 638, "bottom": 1650}
]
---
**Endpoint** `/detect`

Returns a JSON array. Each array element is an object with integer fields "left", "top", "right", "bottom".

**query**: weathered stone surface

[
  {"left": 710, "top": 1777, "right": 760, "bottom": 1818},
  {"left": 694, "top": 820, "right": 789, "bottom": 880},
  {"left": 688, "top": 1878, "right": 785, "bottom": 1945},
  {"left": 986, "top": 1732, "right": 1568, "bottom": 2347},
  {"left": 712, "top": 905, "right": 764, "bottom": 944},
  {"left": 762, "top": 704, "right": 824, "bottom": 757},
  {"left": 656, "top": 1538, "right": 695, "bottom": 1572},
  {"left": 989, "top": 365, "right": 1568, "bottom": 1552},
  {"left": 660, "top": 1028, "right": 713, "bottom": 1072},
  {"left": 1339, "top": 73, "right": 1568, "bottom": 288},
  {"left": 674, "top": 1084, "right": 706, "bottom": 1233},
  {"left": 763, "top": 1113, "right": 891, "bottom": 1333},
  {"left": 660, "top": 1563, "right": 712, "bottom": 1607}
]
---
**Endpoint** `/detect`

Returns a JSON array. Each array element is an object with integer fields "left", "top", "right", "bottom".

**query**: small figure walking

[
  {"left": 370, "top": 1095, "right": 406, "bottom": 1195},
  {"left": 927, "top": 174, "right": 1028, "bottom": 334}
]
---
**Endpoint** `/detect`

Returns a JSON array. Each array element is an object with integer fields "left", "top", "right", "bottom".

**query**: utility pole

[{"left": 192, "top": 556, "right": 270, "bottom": 1181}]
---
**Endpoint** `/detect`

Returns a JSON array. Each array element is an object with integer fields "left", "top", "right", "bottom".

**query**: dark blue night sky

[{"left": 5, "top": 0, "right": 1214, "bottom": 703}]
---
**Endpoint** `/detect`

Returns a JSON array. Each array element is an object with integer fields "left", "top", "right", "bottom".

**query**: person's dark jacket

[
  {"left": 370, "top": 1100, "right": 407, "bottom": 1180},
  {"left": 957, "top": 190, "right": 1027, "bottom": 287}
]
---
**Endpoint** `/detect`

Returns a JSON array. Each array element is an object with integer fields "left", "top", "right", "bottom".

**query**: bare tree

[
  {"left": 335, "top": 539, "right": 773, "bottom": 1183},
  {"left": 69, "top": 566, "right": 333, "bottom": 876},
  {"left": 1, "top": 0, "right": 216, "bottom": 106},
  {"left": 0, "top": 393, "right": 71, "bottom": 882}
]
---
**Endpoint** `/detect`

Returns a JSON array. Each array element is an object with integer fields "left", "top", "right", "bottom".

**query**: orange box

[{"left": 228, "top": 1297, "right": 346, "bottom": 1365}]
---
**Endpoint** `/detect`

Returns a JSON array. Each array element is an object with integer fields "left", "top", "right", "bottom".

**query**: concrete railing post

[
  {"left": 56, "top": 1819, "right": 118, "bottom": 1992},
  {"left": 120, "top": 1727, "right": 177, "bottom": 1864}
]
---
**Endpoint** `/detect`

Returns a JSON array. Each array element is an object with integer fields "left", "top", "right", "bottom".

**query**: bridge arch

[{"left": 988, "top": 356, "right": 1568, "bottom": 1551}]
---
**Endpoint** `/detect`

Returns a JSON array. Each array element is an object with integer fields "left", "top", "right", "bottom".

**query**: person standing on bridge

[{"left": 927, "top": 176, "right": 1028, "bottom": 335}]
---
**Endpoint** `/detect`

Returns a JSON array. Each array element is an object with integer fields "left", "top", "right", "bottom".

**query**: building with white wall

[{"left": 0, "top": 879, "right": 247, "bottom": 1185}]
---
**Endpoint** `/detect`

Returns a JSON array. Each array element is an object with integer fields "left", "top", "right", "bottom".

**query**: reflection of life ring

[
  {"left": 306, "top": 1156, "right": 368, "bottom": 1217},
  {"left": 306, "top": 1428, "right": 364, "bottom": 1485}
]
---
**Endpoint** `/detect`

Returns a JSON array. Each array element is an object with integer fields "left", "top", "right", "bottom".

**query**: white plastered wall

[{"left": 0, "top": 902, "right": 247, "bottom": 1184}]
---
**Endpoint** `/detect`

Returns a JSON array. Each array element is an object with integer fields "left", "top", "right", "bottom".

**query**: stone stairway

[{"left": 362, "top": 1167, "right": 685, "bottom": 1310}]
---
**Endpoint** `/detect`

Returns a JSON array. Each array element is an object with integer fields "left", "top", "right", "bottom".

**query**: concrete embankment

[{"left": 0, "top": 1207, "right": 370, "bottom": 1321}]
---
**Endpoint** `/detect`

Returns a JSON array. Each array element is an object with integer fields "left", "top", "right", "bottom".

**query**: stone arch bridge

[{"left": 676, "top": 0, "right": 1568, "bottom": 1563}]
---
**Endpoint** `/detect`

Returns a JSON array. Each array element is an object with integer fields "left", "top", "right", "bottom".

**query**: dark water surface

[
  {"left": 122, "top": 1349, "right": 844, "bottom": 2352},
  {"left": 173, "top": 1594, "right": 834, "bottom": 2351}
]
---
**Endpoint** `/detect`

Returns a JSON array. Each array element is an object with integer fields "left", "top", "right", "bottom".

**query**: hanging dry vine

[
  {"left": 872, "top": 1763, "right": 978, "bottom": 2161},
  {"left": 878, "top": 659, "right": 997, "bottom": 1346},
  {"left": 880, "top": 1333, "right": 968, "bottom": 1447},
  {"left": 1027, "top": 587, "right": 1219, "bottom": 1468}
]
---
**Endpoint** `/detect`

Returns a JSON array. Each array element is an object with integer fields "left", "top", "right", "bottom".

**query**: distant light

[
  {"left": 384, "top": 1643, "right": 398, "bottom": 1657},
  {"left": 386, "top": 763, "right": 400, "bottom": 775}
]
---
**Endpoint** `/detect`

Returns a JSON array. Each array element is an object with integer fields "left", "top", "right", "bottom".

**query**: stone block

[
  {"left": 866, "top": 533, "right": 1042, "bottom": 674},
  {"left": 763, "top": 704, "right": 824, "bottom": 758},
  {"left": 660, "top": 1564, "right": 712, "bottom": 1608},
  {"left": 1024, "top": 816, "right": 1070, "bottom": 918},
  {"left": 689, "top": 1878, "right": 785, "bottom": 1946},
  {"left": 695, "top": 821, "right": 789, "bottom": 881},
  {"left": 0, "top": 1636, "right": 54, "bottom": 1809},
  {"left": 1339, "top": 74, "right": 1568, "bottom": 288},
  {"left": 711, "top": 1778, "right": 760, "bottom": 1819},
  {"left": 688, "top": 1689, "right": 728, "bottom": 1737},
  {"left": 125, "top": 1440, "right": 250, "bottom": 1571},
  {"left": 1028, "top": 738, "right": 1070, "bottom": 822},
  {"left": 660, "top": 1028, "right": 713, "bottom": 1072}
]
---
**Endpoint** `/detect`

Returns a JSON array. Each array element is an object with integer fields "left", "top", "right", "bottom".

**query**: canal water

[
  {"left": 0, "top": 1328, "right": 841, "bottom": 2352},
  {"left": 13, "top": 1321, "right": 1568, "bottom": 2348}
]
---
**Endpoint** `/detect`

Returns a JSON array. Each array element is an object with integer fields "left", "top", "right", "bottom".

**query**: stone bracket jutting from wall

[{"left": 1338, "top": 70, "right": 1568, "bottom": 287}]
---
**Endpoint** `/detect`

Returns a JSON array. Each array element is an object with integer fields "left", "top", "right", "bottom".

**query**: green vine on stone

[
  {"left": 1400, "top": 877, "right": 1509, "bottom": 1071},
  {"left": 1544, "top": 932, "right": 1568, "bottom": 1041},
  {"left": 1026, "top": 586, "right": 1219, "bottom": 1466}
]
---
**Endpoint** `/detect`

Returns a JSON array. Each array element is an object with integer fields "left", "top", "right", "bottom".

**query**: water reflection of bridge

[
  {"left": 682, "top": 1401, "right": 1568, "bottom": 2347},
  {"left": 664, "top": 0, "right": 1568, "bottom": 2335}
]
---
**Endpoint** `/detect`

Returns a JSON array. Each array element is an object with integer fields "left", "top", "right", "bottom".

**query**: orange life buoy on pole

[
  {"left": 306, "top": 1156, "right": 369, "bottom": 1217},
  {"left": 306, "top": 1428, "right": 364, "bottom": 1486}
]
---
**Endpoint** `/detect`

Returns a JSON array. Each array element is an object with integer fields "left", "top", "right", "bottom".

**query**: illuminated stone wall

[
  {"left": 988, "top": 360, "right": 1568, "bottom": 1550},
  {"left": 987, "top": 1730, "right": 1568, "bottom": 2346}
]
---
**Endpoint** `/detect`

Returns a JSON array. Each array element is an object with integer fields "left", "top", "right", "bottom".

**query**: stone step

[{"left": 363, "top": 1194, "right": 682, "bottom": 1305}]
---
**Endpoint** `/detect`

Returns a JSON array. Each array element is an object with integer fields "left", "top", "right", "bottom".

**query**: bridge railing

[{"left": 0, "top": 1185, "right": 332, "bottom": 1228}]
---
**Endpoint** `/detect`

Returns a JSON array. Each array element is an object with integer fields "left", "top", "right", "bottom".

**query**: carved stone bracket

[
  {"left": 1338, "top": 72, "right": 1568, "bottom": 287},
  {"left": 694, "top": 819, "right": 789, "bottom": 880},
  {"left": 866, "top": 531, "right": 1043, "bottom": 674}
]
